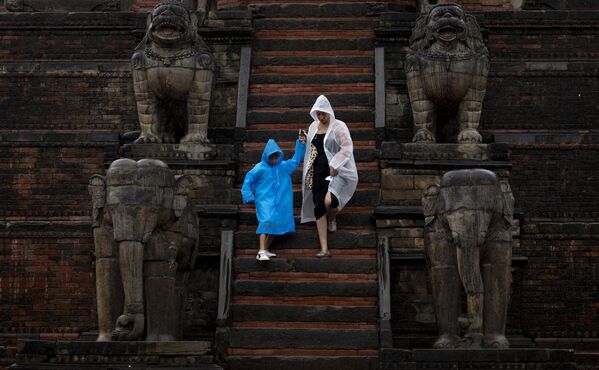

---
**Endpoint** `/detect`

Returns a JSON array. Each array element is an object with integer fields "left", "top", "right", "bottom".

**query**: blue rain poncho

[{"left": 242, "top": 139, "right": 306, "bottom": 235}]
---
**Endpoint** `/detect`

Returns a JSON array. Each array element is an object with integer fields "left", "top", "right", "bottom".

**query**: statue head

[
  {"left": 147, "top": 0, "right": 197, "bottom": 47},
  {"left": 409, "top": 3, "right": 487, "bottom": 55}
]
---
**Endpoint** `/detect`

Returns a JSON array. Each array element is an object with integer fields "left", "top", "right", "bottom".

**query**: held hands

[
  {"left": 329, "top": 167, "right": 338, "bottom": 177},
  {"left": 298, "top": 129, "right": 307, "bottom": 144}
]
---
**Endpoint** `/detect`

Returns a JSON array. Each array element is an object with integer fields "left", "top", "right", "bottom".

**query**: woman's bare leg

[
  {"left": 316, "top": 215, "right": 328, "bottom": 252},
  {"left": 325, "top": 192, "right": 338, "bottom": 231}
]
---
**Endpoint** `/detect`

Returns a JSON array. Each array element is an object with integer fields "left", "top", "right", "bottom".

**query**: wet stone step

[
  {"left": 251, "top": 73, "right": 373, "bottom": 85},
  {"left": 238, "top": 210, "right": 374, "bottom": 228},
  {"left": 227, "top": 355, "right": 378, "bottom": 370},
  {"left": 234, "top": 257, "right": 377, "bottom": 274},
  {"left": 252, "top": 55, "right": 374, "bottom": 66},
  {"left": 244, "top": 127, "right": 376, "bottom": 142},
  {"left": 235, "top": 228, "right": 376, "bottom": 250},
  {"left": 231, "top": 304, "right": 377, "bottom": 323},
  {"left": 253, "top": 38, "right": 374, "bottom": 52},
  {"left": 248, "top": 93, "right": 374, "bottom": 108},
  {"left": 253, "top": 17, "right": 378, "bottom": 31},
  {"left": 229, "top": 328, "right": 379, "bottom": 349},
  {"left": 235, "top": 249, "right": 376, "bottom": 259},
  {"left": 241, "top": 147, "right": 376, "bottom": 164},
  {"left": 233, "top": 280, "right": 377, "bottom": 297}
]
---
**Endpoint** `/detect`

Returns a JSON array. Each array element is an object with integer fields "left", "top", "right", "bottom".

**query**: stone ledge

[{"left": 412, "top": 348, "right": 575, "bottom": 362}]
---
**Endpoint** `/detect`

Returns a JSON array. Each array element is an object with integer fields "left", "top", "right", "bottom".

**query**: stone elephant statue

[
  {"left": 422, "top": 169, "right": 515, "bottom": 348},
  {"left": 89, "top": 158, "right": 199, "bottom": 341}
]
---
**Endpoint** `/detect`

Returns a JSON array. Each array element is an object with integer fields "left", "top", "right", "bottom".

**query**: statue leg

[
  {"left": 448, "top": 210, "right": 486, "bottom": 348},
  {"left": 181, "top": 69, "right": 213, "bottom": 144},
  {"left": 93, "top": 226, "right": 123, "bottom": 342},
  {"left": 132, "top": 57, "right": 161, "bottom": 144},
  {"left": 406, "top": 69, "right": 436, "bottom": 143},
  {"left": 481, "top": 216, "right": 512, "bottom": 348},
  {"left": 145, "top": 260, "right": 178, "bottom": 341},
  {"left": 425, "top": 218, "right": 460, "bottom": 348},
  {"left": 457, "top": 56, "right": 488, "bottom": 144}
]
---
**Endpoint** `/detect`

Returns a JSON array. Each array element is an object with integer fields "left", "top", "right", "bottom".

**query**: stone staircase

[{"left": 227, "top": 3, "right": 380, "bottom": 369}]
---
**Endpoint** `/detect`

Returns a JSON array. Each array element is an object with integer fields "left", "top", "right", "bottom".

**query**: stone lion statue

[
  {"left": 132, "top": 0, "right": 214, "bottom": 144},
  {"left": 406, "top": 3, "right": 489, "bottom": 144}
]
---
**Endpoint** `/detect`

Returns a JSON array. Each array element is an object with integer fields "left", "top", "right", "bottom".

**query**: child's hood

[{"left": 261, "top": 139, "right": 284, "bottom": 166}]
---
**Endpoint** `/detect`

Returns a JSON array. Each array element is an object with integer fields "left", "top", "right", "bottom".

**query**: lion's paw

[
  {"left": 412, "top": 129, "right": 436, "bottom": 143},
  {"left": 181, "top": 132, "right": 210, "bottom": 144},
  {"left": 134, "top": 134, "right": 160, "bottom": 144},
  {"left": 458, "top": 129, "right": 482, "bottom": 144}
]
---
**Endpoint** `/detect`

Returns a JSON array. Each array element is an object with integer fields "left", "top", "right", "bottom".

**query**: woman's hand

[{"left": 329, "top": 167, "right": 338, "bottom": 177}]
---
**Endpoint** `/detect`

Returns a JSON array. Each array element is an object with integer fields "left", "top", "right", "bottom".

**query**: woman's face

[{"left": 316, "top": 111, "right": 329, "bottom": 125}]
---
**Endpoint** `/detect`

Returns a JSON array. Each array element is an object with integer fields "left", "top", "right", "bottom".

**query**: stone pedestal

[
  {"left": 381, "top": 348, "right": 576, "bottom": 370},
  {"left": 376, "top": 142, "right": 525, "bottom": 347},
  {"left": 11, "top": 340, "right": 223, "bottom": 369}
]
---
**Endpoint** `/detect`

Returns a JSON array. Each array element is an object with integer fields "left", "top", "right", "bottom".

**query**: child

[{"left": 241, "top": 135, "right": 306, "bottom": 261}]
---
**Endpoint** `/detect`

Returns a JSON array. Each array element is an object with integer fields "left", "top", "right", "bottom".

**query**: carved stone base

[
  {"left": 379, "top": 142, "right": 510, "bottom": 162},
  {"left": 124, "top": 143, "right": 218, "bottom": 161},
  {"left": 6, "top": 0, "right": 123, "bottom": 12},
  {"left": 11, "top": 340, "right": 223, "bottom": 369},
  {"left": 381, "top": 348, "right": 576, "bottom": 370}
]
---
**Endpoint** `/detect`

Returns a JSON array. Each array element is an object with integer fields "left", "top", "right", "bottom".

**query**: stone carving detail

[
  {"left": 132, "top": 0, "right": 214, "bottom": 144},
  {"left": 406, "top": 4, "right": 489, "bottom": 143},
  {"left": 6, "top": 0, "right": 120, "bottom": 11},
  {"left": 89, "top": 158, "right": 199, "bottom": 341},
  {"left": 422, "top": 169, "right": 514, "bottom": 348}
]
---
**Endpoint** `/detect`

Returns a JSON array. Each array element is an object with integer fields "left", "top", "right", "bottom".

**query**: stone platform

[
  {"left": 11, "top": 340, "right": 223, "bottom": 370},
  {"left": 381, "top": 348, "right": 576, "bottom": 370}
]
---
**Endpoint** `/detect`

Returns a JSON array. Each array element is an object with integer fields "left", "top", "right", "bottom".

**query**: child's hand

[{"left": 299, "top": 135, "right": 306, "bottom": 144}]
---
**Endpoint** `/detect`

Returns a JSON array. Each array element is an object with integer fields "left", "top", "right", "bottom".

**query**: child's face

[{"left": 268, "top": 152, "right": 280, "bottom": 166}]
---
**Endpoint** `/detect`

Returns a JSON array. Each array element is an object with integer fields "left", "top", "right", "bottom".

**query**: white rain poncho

[{"left": 301, "top": 95, "right": 358, "bottom": 223}]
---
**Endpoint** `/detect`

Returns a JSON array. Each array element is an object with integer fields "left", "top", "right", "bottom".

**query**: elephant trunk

[{"left": 112, "top": 241, "right": 145, "bottom": 341}]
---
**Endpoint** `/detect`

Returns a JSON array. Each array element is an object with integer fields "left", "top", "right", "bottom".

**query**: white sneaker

[
  {"left": 264, "top": 250, "right": 277, "bottom": 258},
  {"left": 256, "top": 251, "right": 270, "bottom": 261}
]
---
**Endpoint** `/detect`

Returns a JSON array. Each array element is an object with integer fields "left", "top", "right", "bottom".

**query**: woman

[{"left": 301, "top": 95, "right": 358, "bottom": 257}]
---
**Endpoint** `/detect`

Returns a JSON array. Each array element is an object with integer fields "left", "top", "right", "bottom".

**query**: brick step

[
  {"left": 234, "top": 279, "right": 377, "bottom": 298},
  {"left": 254, "top": 38, "right": 374, "bottom": 52},
  {"left": 575, "top": 351, "right": 599, "bottom": 365},
  {"left": 252, "top": 56, "right": 373, "bottom": 68},
  {"left": 255, "top": 30, "right": 374, "bottom": 40},
  {"left": 244, "top": 126, "right": 375, "bottom": 142},
  {"left": 228, "top": 328, "right": 379, "bottom": 349},
  {"left": 254, "top": 50, "right": 374, "bottom": 58},
  {"left": 234, "top": 296, "right": 376, "bottom": 306},
  {"left": 235, "top": 249, "right": 376, "bottom": 258},
  {"left": 234, "top": 187, "right": 379, "bottom": 208},
  {"left": 236, "top": 226, "right": 375, "bottom": 249},
  {"left": 247, "top": 106, "right": 372, "bottom": 124},
  {"left": 227, "top": 354, "right": 378, "bottom": 370},
  {"left": 241, "top": 146, "right": 375, "bottom": 164},
  {"left": 236, "top": 271, "right": 376, "bottom": 281},
  {"left": 234, "top": 257, "right": 376, "bottom": 274},
  {"left": 250, "top": 83, "right": 374, "bottom": 94},
  {"left": 251, "top": 72, "right": 373, "bottom": 85},
  {"left": 238, "top": 167, "right": 380, "bottom": 184},
  {"left": 231, "top": 321, "right": 376, "bottom": 329},
  {"left": 252, "top": 65, "right": 373, "bottom": 75},
  {"left": 238, "top": 207, "right": 374, "bottom": 227},
  {"left": 243, "top": 140, "right": 374, "bottom": 150},
  {"left": 248, "top": 2, "right": 390, "bottom": 18},
  {"left": 248, "top": 92, "right": 374, "bottom": 108},
  {"left": 231, "top": 303, "right": 377, "bottom": 323},
  {"left": 253, "top": 17, "right": 377, "bottom": 31}
]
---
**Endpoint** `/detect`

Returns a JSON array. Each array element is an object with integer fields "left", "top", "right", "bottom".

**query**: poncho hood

[
  {"left": 261, "top": 139, "right": 284, "bottom": 166},
  {"left": 310, "top": 95, "right": 335, "bottom": 123}
]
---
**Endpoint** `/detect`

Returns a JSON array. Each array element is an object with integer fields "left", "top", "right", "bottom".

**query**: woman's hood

[
  {"left": 261, "top": 139, "right": 284, "bottom": 166},
  {"left": 310, "top": 95, "right": 335, "bottom": 123}
]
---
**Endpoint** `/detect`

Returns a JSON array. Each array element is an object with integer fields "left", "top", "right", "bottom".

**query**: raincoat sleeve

[
  {"left": 281, "top": 139, "right": 306, "bottom": 174},
  {"left": 329, "top": 123, "right": 354, "bottom": 170},
  {"left": 241, "top": 165, "right": 260, "bottom": 203}
]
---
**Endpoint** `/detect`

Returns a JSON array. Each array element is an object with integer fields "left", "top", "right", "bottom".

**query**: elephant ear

[
  {"left": 500, "top": 181, "right": 515, "bottom": 224},
  {"left": 174, "top": 175, "right": 193, "bottom": 217},
  {"left": 88, "top": 175, "right": 106, "bottom": 224},
  {"left": 422, "top": 184, "right": 440, "bottom": 226}
]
